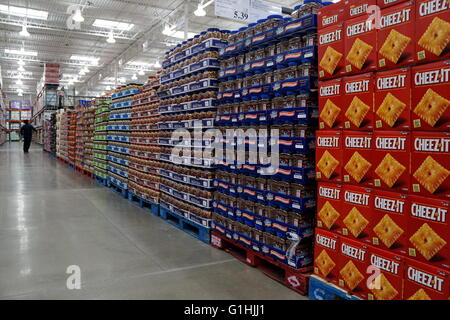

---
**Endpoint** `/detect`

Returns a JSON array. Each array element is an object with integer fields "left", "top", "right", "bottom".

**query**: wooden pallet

[
  {"left": 128, "top": 192, "right": 159, "bottom": 216},
  {"left": 308, "top": 275, "right": 361, "bottom": 300},
  {"left": 211, "top": 230, "right": 310, "bottom": 296}
]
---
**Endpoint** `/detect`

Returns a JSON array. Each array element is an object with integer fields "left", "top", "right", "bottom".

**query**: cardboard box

[
  {"left": 344, "top": 0, "right": 377, "bottom": 20},
  {"left": 415, "top": 0, "right": 450, "bottom": 63},
  {"left": 404, "top": 258, "right": 450, "bottom": 300},
  {"left": 319, "top": 24, "right": 345, "bottom": 80},
  {"left": 340, "top": 185, "right": 373, "bottom": 243},
  {"left": 314, "top": 228, "right": 340, "bottom": 284},
  {"left": 407, "top": 195, "right": 450, "bottom": 270},
  {"left": 343, "top": 131, "right": 374, "bottom": 186},
  {"left": 367, "top": 246, "right": 405, "bottom": 300},
  {"left": 411, "top": 132, "right": 450, "bottom": 198},
  {"left": 373, "top": 131, "right": 411, "bottom": 193},
  {"left": 342, "top": 73, "right": 374, "bottom": 130},
  {"left": 411, "top": 60, "right": 450, "bottom": 131},
  {"left": 371, "top": 190, "right": 408, "bottom": 255},
  {"left": 317, "top": 182, "right": 343, "bottom": 232},
  {"left": 316, "top": 130, "right": 343, "bottom": 183},
  {"left": 375, "top": 67, "right": 411, "bottom": 130},
  {"left": 344, "top": 13, "right": 377, "bottom": 75},
  {"left": 338, "top": 236, "right": 370, "bottom": 299},
  {"left": 377, "top": 2, "right": 415, "bottom": 69},
  {"left": 319, "top": 78, "right": 343, "bottom": 129},
  {"left": 318, "top": 1, "right": 344, "bottom": 29},
  {"left": 377, "top": 0, "right": 409, "bottom": 8}
]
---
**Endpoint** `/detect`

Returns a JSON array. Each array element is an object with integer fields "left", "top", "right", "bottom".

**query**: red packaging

[
  {"left": 319, "top": 24, "right": 345, "bottom": 80},
  {"left": 374, "top": 67, "right": 411, "bottom": 130},
  {"left": 314, "top": 228, "right": 340, "bottom": 284},
  {"left": 377, "top": 2, "right": 415, "bottom": 70},
  {"left": 340, "top": 185, "right": 372, "bottom": 243},
  {"left": 371, "top": 190, "right": 409, "bottom": 255},
  {"left": 344, "top": 0, "right": 377, "bottom": 20},
  {"left": 373, "top": 131, "right": 411, "bottom": 193},
  {"left": 367, "top": 246, "right": 405, "bottom": 300},
  {"left": 317, "top": 182, "right": 343, "bottom": 232},
  {"left": 377, "top": 0, "right": 409, "bottom": 8},
  {"left": 338, "top": 236, "right": 370, "bottom": 299},
  {"left": 411, "top": 132, "right": 450, "bottom": 198},
  {"left": 411, "top": 60, "right": 450, "bottom": 131},
  {"left": 318, "top": 1, "right": 344, "bottom": 29},
  {"left": 343, "top": 131, "right": 374, "bottom": 186},
  {"left": 344, "top": 14, "right": 377, "bottom": 75},
  {"left": 316, "top": 130, "right": 343, "bottom": 183},
  {"left": 415, "top": 0, "right": 450, "bottom": 63},
  {"left": 407, "top": 195, "right": 450, "bottom": 270},
  {"left": 404, "top": 258, "right": 450, "bottom": 300},
  {"left": 342, "top": 73, "right": 374, "bottom": 130},
  {"left": 319, "top": 78, "right": 343, "bottom": 129}
]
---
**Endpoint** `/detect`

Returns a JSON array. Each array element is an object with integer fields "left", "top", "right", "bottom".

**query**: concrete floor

[{"left": 0, "top": 142, "right": 305, "bottom": 300}]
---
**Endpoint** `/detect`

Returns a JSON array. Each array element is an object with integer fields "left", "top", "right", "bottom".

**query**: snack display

[{"left": 93, "top": 99, "right": 111, "bottom": 181}]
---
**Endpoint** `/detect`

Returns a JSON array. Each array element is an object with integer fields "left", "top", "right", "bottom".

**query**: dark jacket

[{"left": 20, "top": 123, "right": 37, "bottom": 140}]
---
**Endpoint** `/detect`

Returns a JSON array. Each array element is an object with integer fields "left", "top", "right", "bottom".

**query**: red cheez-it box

[
  {"left": 317, "top": 182, "right": 343, "bottom": 232},
  {"left": 344, "top": 13, "right": 377, "bottom": 75},
  {"left": 411, "top": 132, "right": 450, "bottom": 198},
  {"left": 343, "top": 73, "right": 374, "bottom": 130},
  {"left": 318, "top": 1, "right": 344, "bottom": 29},
  {"left": 370, "top": 190, "right": 408, "bottom": 255},
  {"left": 368, "top": 246, "right": 404, "bottom": 300},
  {"left": 377, "top": 2, "right": 415, "bottom": 69},
  {"left": 344, "top": 0, "right": 377, "bottom": 20},
  {"left": 377, "top": 0, "right": 409, "bottom": 9},
  {"left": 316, "top": 130, "right": 343, "bottom": 183},
  {"left": 340, "top": 185, "right": 372, "bottom": 243},
  {"left": 319, "top": 78, "right": 343, "bottom": 129},
  {"left": 411, "top": 60, "right": 450, "bottom": 131},
  {"left": 343, "top": 131, "right": 374, "bottom": 186},
  {"left": 338, "top": 236, "right": 370, "bottom": 299},
  {"left": 408, "top": 195, "right": 450, "bottom": 270},
  {"left": 314, "top": 228, "right": 340, "bottom": 284},
  {"left": 416, "top": 0, "right": 450, "bottom": 63},
  {"left": 319, "top": 24, "right": 344, "bottom": 80},
  {"left": 404, "top": 258, "right": 450, "bottom": 300},
  {"left": 375, "top": 67, "right": 411, "bottom": 130}
]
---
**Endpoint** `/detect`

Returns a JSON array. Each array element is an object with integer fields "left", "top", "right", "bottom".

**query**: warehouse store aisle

[{"left": 0, "top": 143, "right": 304, "bottom": 300}]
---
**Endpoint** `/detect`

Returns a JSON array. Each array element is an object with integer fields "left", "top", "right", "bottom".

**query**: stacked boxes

[
  {"left": 75, "top": 100, "right": 90, "bottom": 169},
  {"left": 83, "top": 105, "right": 95, "bottom": 173},
  {"left": 56, "top": 110, "right": 74, "bottom": 162},
  {"left": 213, "top": 10, "right": 320, "bottom": 270},
  {"left": 93, "top": 100, "right": 110, "bottom": 181},
  {"left": 314, "top": 0, "right": 450, "bottom": 300}
]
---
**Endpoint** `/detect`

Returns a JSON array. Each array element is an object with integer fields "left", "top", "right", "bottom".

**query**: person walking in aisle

[{"left": 20, "top": 120, "right": 37, "bottom": 153}]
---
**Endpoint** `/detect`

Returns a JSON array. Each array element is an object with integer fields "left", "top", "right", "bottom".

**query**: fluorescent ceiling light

[
  {"left": 18, "top": 59, "right": 25, "bottom": 66},
  {"left": 153, "top": 60, "right": 161, "bottom": 68},
  {"left": 73, "top": 8, "right": 84, "bottom": 22},
  {"left": 18, "top": 92, "right": 23, "bottom": 97},
  {"left": 82, "top": 66, "right": 89, "bottom": 73},
  {"left": 106, "top": 31, "right": 116, "bottom": 44},
  {"left": 79, "top": 70, "right": 86, "bottom": 76},
  {"left": 162, "top": 24, "right": 176, "bottom": 36},
  {"left": 18, "top": 66, "right": 25, "bottom": 72},
  {"left": 138, "top": 70, "right": 145, "bottom": 76},
  {"left": 127, "top": 61, "right": 153, "bottom": 67},
  {"left": 167, "top": 30, "right": 197, "bottom": 39},
  {"left": 70, "top": 55, "right": 99, "bottom": 65},
  {"left": 194, "top": 6, "right": 206, "bottom": 16},
  {"left": 5, "top": 48, "right": 37, "bottom": 56},
  {"left": 0, "top": 5, "right": 48, "bottom": 20},
  {"left": 19, "top": 25, "right": 30, "bottom": 37},
  {"left": 16, "top": 79, "right": 23, "bottom": 85},
  {"left": 93, "top": 19, "right": 134, "bottom": 31}
]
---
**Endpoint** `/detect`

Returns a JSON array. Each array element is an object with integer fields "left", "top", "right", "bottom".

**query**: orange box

[
  {"left": 317, "top": 182, "right": 343, "bottom": 232},
  {"left": 343, "top": 131, "right": 374, "bottom": 186},
  {"left": 377, "top": 0, "right": 409, "bottom": 9},
  {"left": 316, "top": 130, "right": 343, "bottom": 183},
  {"left": 319, "top": 24, "right": 345, "bottom": 80},
  {"left": 318, "top": 1, "right": 344, "bottom": 29},
  {"left": 314, "top": 228, "right": 340, "bottom": 285},
  {"left": 344, "top": 0, "right": 377, "bottom": 20},
  {"left": 319, "top": 78, "right": 343, "bottom": 129}
]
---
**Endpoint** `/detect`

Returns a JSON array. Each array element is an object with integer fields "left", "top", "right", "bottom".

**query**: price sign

[{"left": 215, "top": 0, "right": 281, "bottom": 23}]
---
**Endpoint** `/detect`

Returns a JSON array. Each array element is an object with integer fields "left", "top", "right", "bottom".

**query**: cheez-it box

[
  {"left": 404, "top": 258, "right": 450, "bottom": 300},
  {"left": 343, "top": 73, "right": 374, "bottom": 130},
  {"left": 344, "top": 13, "right": 377, "bottom": 75},
  {"left": 317, "top": 182, "right": 343, "bottom": 232},
  {"left": 411, "top": 60, "right": 450, "bottom": 131},
  {"left": 377, "top": 2, "right": 415, "bottom": 69},
  {"left": 407, "top": 195, "right": 450, "bottom": 270},
  {"left": 375, "top": 67, "right": 411, "bottom": 130},
  {"left": 318, "top": 1, "right": 344, "bottom": 30},
  {"left": 319, "top": 24, "right": 345, "bottom": 80},
  {"left": 371, "top": 190, "right": 408, "bottom": 255},
  {"left": 377, "top": 0, "right": 409, "bottom": 9},
  {"left": 344, "top": 0, "right": 376, "bottom": 20},
  {"left": 338, "top": 236, "right": 370, "bottom": 299},
  {"left": 316, "top": 130, "right": 343, "bottom": 183},
  {"left": 411, "top": 132, "right": 450, "bottom": 198},
  {"left": 314, "top": 228, "right": 340, "bottom": 284},
  {"left": 416, "top": 0, "right": 450, "bottom": 63},
  {"left": 368, "top": 246, "right": 404, "bottom": 300},
  {"left": 319, "top": 78, "right": 343, "bottom": 129},
  {"left": 343, "top": 131, "right": 374, "bottom": 186},
  {"left": 340, "top": 185, "right": 372, "bottom": 242},
  {"left": 373, "top": 131, "right": 411, "bottom": 193}
]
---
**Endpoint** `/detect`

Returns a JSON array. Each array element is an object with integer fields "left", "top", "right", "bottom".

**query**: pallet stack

[
  {"left": 75, "top": 101, "right": 89, "bottom": 169},
  {"left": 83, "top": 104, "right": 95, "bottom": 175},
  {"left": 68, "top": 110, "right": 76, "bottom": 166},
  {"left": 93, "top": 100, "right": 110, "bottom": 184},
  {"left": 57, "top": 110, "right": 72, "bottom": 162}
]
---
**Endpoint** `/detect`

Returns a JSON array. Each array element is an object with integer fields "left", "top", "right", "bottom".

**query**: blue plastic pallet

[
  {"left": 159, "top": 207, "right": 210, "bottom": 244},
  {"left": 108, "top": 181, "right": 128, "bottom": 198},
  {"left": 94, "top": 175, "right": 108, "bottom": 187},
  {"left": 68, "top": 163, "right": 74, "bottom": 169},
  {"left": 128, "top": 192, "right": 159, "bottom": 216},
  {"left": 308, "top": 275, "right": 361, "bottom": 300}
]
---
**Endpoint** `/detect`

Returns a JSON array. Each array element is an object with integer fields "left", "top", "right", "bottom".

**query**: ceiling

[{"left": 0, "top": 0, "right": 298, "bottom": 101}]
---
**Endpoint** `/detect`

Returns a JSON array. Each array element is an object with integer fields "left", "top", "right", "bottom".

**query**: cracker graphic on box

[
  {"left": 413, "top": 156, "right": 450, "bottom": 194},
  {"left": 318, "top": 201, "right": 340, "bottom": 230},
  {"left": 320, "top": 46, "right": 343, "bottom": 75},
  {"left": 379, "top": 29, "right": 411, "bottom": 64},
  {"left": 373, "top": 214, "right": 404, "bottom": 248},
  {"left": 345, "top": 96, "right": 370, "bottom": 128},
  {"left": 418, "top": 17, "right": 450, "bottom": 57},
  {"left": 320, "top": 99, "right": 341, "bottom": 128},
  {"left": 315, "top": 249, "right": 336, "bottom": 277},
  {"left": 370, "top": 273, "right": 399, "bottom": 300},
  {"left": 344, "top": 151, "right": 372, "bottom": 183},
  {"left": 413, "top": 89, "right": 450, "bottom": 128},
  {"left": 346, "top": 38, "right": 373, "bottom": 70},
  {"left": 376, "top": 92, "right": 407, "bottom": 127},
  {"left": 409, "top": 223, "right": 447, "bottom": 261},
  {"left": 317, "top": 150, "right": 340, "bottom": 179},
  {"left": 343, "top": 207, "right": 369, "bottom": 238},
  {"left": 375, "top": 153, "right": 406, "bottom": 188},
  {"left": 339, "top": 260, "right": 364, "bottom": 291},
  {"left": 408, "top": 288, "right": 432, "bottom": 301}
]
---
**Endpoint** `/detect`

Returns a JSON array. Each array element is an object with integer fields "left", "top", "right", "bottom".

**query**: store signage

[{"left": 215, "top": 0, "right": 281, "bottom": 23}]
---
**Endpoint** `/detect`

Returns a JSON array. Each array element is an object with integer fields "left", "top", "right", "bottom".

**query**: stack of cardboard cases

[{"left": 314, "top": 0, "right": 449, "bottom": 300}]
